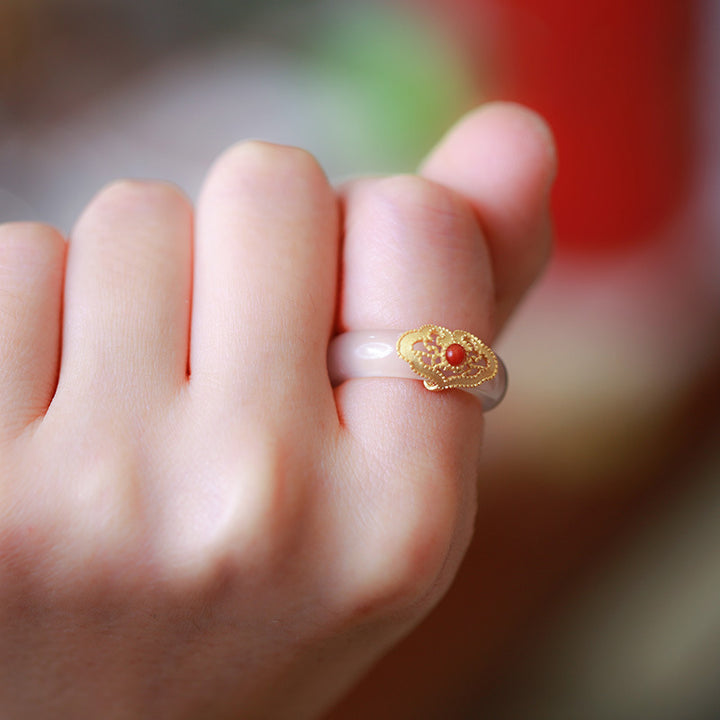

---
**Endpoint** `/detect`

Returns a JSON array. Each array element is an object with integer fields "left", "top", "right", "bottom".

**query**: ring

[{"left": 328, "top": 324, "right": 507, "bottom": 411}]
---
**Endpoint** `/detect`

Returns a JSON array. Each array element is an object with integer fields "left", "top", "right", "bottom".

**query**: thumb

[{"left": 420, "top": 102, "right": 557, "bottom": 328}]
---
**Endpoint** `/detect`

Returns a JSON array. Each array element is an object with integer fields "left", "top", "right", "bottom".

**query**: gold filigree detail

[{"left": 397, "top": 324, "right": 498, "bottom": 391}]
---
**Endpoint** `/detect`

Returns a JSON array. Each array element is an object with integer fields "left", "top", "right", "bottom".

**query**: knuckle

[
  {"left": 209, "top": 140, "right": 328, "bottom": 196},
  {"left": 0, "top": 222, "right": 65, "bottom": 269},
  {"left": 58, "top": 477, "right": 145, "bottom": 585},
  {"left": 151, "top": 432, "right": 307, "bottom": 583},
  {"left": 77, "top": 179, "right": 190, "bottom": 231},
  {"left": 342, "top": 475, "right": 462, "bottom": 620},
  {"left": 0, "top": 447, "right": 149, "bottom": 596},
  {"left": 371, "top": 174, "right": 475, "bottom": 246},
  {"left": 97, "top": 178, "right": 187, "bottom": 205}
]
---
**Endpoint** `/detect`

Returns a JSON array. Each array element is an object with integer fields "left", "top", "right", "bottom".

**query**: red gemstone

[{"left": 445, "top": 343, "right": 465, "bottom": 366}]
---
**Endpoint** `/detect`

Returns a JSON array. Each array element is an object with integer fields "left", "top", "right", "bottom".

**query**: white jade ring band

[{"left": 327, "top": 326, "right": 507, "bottom": 411}]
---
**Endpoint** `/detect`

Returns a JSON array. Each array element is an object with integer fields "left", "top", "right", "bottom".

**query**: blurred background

[{"left": 1, "top": 0, "right": 719, "bottom": 718}]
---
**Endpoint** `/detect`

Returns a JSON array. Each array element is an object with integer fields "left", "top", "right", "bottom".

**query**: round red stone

[{"left": 445, "top": 343, "right": 465, "bottom": 366}]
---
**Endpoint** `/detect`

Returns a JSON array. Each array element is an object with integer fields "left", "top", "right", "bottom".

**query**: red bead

[{"left": 445, "top": 343, "right": 465, "bottom": 366}]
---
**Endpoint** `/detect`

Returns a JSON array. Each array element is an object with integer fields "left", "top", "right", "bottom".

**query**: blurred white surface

[{"left": 0, "top": 42, "right": 399, "bottom": 231}]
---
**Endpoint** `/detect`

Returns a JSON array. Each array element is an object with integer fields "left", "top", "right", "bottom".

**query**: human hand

[{"left": 0, "top": 102, "right": 555, "bottom": 719}]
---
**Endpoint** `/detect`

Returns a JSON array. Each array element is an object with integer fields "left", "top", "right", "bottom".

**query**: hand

[{"left": 0, "top": 102, "right": 555, "bottom": 719}]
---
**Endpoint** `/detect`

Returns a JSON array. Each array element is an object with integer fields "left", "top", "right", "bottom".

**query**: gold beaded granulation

[{"left": 397, "top": 324, "right": 498, "bottom": 391}]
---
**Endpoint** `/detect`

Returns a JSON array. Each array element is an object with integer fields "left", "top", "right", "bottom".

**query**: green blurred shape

[{"left": 311, "top": 3, "right": 476, "bottom": 171}]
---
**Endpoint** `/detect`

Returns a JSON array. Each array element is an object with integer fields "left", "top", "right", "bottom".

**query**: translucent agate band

[{"left": 327, "top": 328, "right": 507, "bottom": 412}]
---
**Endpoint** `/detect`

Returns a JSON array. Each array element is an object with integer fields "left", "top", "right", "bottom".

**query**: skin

[{"left": 0, "top": 102, "right": 556, "bottom": 719}]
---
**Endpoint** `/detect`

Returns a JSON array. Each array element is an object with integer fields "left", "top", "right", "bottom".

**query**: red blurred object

[{"left": 421, "top": 0, "right": 697, "bottom": 255}]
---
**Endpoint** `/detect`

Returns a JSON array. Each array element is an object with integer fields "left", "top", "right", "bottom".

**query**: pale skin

[{"left": 0, "top": 102, "right": 555, "bottom": 719}]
